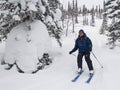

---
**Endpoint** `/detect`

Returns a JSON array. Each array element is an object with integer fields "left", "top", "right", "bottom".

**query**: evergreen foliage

[
  {"left": 105, "top": 0, "right": 120, "bottom": 48},
  {"left": 100, "top": 0, "right": 108, "bottom": 34}
]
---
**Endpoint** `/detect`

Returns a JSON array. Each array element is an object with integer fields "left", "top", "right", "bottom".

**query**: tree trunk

[
  {"left": 66, "top": 18, "right": 69, "bottom": 36},
  {"left": 72, "top": 15, "right": 75, "bottom": 33}
]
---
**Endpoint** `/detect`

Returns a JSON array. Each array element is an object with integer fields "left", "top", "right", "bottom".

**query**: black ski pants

[{"left": 77, "top": 52, "right": 94, "bottom": 71}]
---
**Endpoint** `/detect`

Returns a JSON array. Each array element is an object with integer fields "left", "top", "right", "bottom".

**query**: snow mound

[{"left": 4, "top": 20, "right": 52, "bottom": 73}]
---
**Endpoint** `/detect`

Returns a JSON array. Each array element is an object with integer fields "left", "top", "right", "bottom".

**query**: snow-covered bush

[
  {"left": 0, "top": 0, "right": 62, "bottom": 73},
  {"left": 4, "top": 20, "right": 52, "bottom": 73}
]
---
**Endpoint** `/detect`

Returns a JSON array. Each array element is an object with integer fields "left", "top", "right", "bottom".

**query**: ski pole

[
  {"left": 91, "top": 51, "right": 103, "bottom": 68},
  {"left": 71, "top": 53, "right": 76, "bottom": 57}
]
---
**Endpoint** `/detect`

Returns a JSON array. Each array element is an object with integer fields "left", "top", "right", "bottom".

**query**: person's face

[{"left": 79, "top": 32, "right": 84, "bottom": 37}]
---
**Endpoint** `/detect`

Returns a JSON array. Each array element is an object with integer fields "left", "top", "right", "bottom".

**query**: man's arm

[
  {"left": 69, "top": 40, "right": 79, "bottom": 54},
  {"left": 87, "top": 37, "right": 92, "bottom": 51}
]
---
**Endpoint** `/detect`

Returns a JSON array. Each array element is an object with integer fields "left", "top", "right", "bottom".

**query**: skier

[{"left": 69, "top": 29, "right": 94, "bottom": 75}]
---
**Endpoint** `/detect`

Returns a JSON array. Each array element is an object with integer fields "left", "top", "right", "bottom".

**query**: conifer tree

[
  {"left": 75, "top": 0, "right": 78, "bottom": 23},
  {"left": 72, "top": 0, "right": 75, "bottom": 33},
  {"left": 100, "top": 0, "right": 108, "bottom": 34},
  {"left": 90, "top": 6, "right": 95, "bottom": 27},
  {"left": 82, "top": 5, "right": 88, "bottom": 25},
  {"left": 105, "top": 0, "right": 120, "bottom": 48}
]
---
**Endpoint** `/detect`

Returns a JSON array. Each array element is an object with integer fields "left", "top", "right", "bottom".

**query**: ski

[
  {"left": 85, "top": 73, "right": 94, "bottom": 84},
  {"left": 71, "top": 71, "right": 83, "bottom": 82}
]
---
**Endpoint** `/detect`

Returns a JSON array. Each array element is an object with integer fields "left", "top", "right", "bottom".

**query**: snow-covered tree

[
  {"left": 98, "top": 5, "right": 103, "bottom": 19},
  {"left": 90, "top": 6, "right": 95, "bottom": 27},
  {"left": 67, "top": 1, "right": 72, "bottom": 17},
  {"left": 105, "top": 0, "right": 120, "bottom": 48},
  {"left": 75, "top": 0, "right": 78, "bottom": 23},
  {"left": 79, "top": 7, "right": 82, "bottom": 14},
  {"left": 0, "top": 0, "right": 62, "bottom": 46},
  {"left": 0, "top": 0, "right": 62, "bottom": 73},
  {"left": 95, "top": 6, "right": 99, "bottom": 18},
  {"left": 72, "top": 0, "right": 75, "bottom": 33},
  {"left": 100, "top": 0, "right": 108, "bottom": 34},
  {"left": 82, "top": 5, "right": 88, "bottom": 25},
  {"left": 60, "top": 5, "right": 66, "bottom": 28}
]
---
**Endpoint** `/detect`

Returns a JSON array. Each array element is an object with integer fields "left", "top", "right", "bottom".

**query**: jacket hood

[{"left": 79, "top": 29, "right": 87, "bottom": 37}]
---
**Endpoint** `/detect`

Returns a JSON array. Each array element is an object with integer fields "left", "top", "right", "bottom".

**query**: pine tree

[
  {"left": 60, "top": 5, "right": 67, "bottom": 28},
  {"left": 86, "top": 17, "right": 89, "bottom": 25},
  {"left": 79, "top": 7, "right": 82, "bottom": 14},
  {"left": 72, "top": 0, "right": 75, "bottom": 33},
  {"left": 48, "top": 0, "right": 60, "bottom": 10},
  {"left": 105, "top": 0, "right": 120, "bottom": 48},
  {"left": 75, "top": 0, "right": 78, "bottom": 23},
  {"left": 82, "top": 5, "right": 88, "bottom": 25},
  {"left": 90, "top": 6, "right": 95, "bottom": 27},
  {"left": 65, "top": 2, "right": 71, "bottom": 37},
  {"left": 95, "top": 5, "right": 99, "bottom": 18},
  {"left": 100, "top": 0, "right": 108, "bottom": 34},
  {"left": 98, "top": 5, "right": 103, "bottom": 19},
  {"left": 68, "top": 1, "right": 72, "bottom": 17}
]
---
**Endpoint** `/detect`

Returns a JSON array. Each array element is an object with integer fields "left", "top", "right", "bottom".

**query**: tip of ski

[
  {"left": 71, "top": 71, "right": 84, "bottom": 82},
  {"left": 85, "top": 74, "right": 94, "bottom": 84}
]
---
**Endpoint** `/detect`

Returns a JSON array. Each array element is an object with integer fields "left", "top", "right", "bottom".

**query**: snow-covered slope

[{"left": 0, "top": 17, "right": 120, "bottom": 90}]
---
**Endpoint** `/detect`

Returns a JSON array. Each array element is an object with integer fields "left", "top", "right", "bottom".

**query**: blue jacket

[{"left": 70, "top": 33, "right": 92, "bottom": 53}]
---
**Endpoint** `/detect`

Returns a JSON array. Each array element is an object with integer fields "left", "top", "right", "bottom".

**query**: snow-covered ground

[{"left": 0, "top": 17, "right": 120, "bottom": 90}]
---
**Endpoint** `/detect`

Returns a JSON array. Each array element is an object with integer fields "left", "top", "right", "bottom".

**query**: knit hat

[{"left": 79, "top": 29, "right": 84, "bottom": 33}]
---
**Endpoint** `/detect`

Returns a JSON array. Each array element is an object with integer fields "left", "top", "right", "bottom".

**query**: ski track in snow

[{"left": 0, "top": 17, "right": 120, "bottom": 90}]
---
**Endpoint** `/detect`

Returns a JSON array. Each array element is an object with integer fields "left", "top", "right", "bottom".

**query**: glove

[
  {"left": 69, "top": 51, "right": 72, "bottom": 54},
  {"left": 89, "top": 48, "right": 92, "bottom": 52}
]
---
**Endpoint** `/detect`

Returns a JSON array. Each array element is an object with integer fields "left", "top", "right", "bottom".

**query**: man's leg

[
  {"left": 85, "top": 52, "right": 94, "bottom": 71},
  {"left": 77, "top": 53, "right": 83, "bottom": 69}
]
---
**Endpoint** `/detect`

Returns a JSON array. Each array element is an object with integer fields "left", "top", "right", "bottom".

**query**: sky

[{"left": 59, "top": 0, "right": 104, "bottom": 9}]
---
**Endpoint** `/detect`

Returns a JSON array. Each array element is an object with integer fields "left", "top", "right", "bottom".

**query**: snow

[
  {"left": 39, "top": 5, "right": 46, "bottom": 14},
  {"left": 53, "top": 8, "right": 62, "bottom": 21},
  {"left": 20, "top": 0, "right": 27, "bottom": 10},
  {"left": 8, "top": 0, "right": 20, "bottom": 3},
  {"left": 0, "top": 10, "right": 9, "bottom": 15},
  {"left": 45, "top": 15, "right": 55, "bottom": 26},
  {"left": 0, "top": 16, "right": 120, "bottom": 90},
  {"left": 27, "top": 1, "right": 37, "bottom": 11},
  {"left": 13, "top": 15, "right": 21, "bottom": 21},
  {"left": 4, "top": 20, "right": 52, "bottom": 73},
  {"left": 0, "top": 1, "right": 6, "bottom": 4}
]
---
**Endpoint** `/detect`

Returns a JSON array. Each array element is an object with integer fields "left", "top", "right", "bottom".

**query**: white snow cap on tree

[
  {"left": 53, "top": 8, "right": 62, "bottom": 21},
  {"left": 8, "top": 0, "right": 20, "bottom": 3},
  {"left": 27, "top": 1, "right": 37, "bottom": 11},
  {"left": 9, "top": 0, "right": 38, "bottom": 11},
  {"left": 20, "top": 0, "right": 27, "bottom": 10},
  {"left": 13, "top": 15, "right": 21, "bottom": 21},
  {"left": 39, "top": 5, "right": 46, "bottom": 14},
  {"left": 4, "top": 20, "right": 52, "bottom": 73}
]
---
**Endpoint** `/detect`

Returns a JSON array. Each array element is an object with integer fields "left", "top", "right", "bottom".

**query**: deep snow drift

[{"left": 0, "top": 17, "right": 120, "bottom": 90}]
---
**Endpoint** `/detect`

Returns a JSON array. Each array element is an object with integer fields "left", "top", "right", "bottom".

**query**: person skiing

[{"left": 69, "top": 29, "right": 94, "bottom": 75}]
